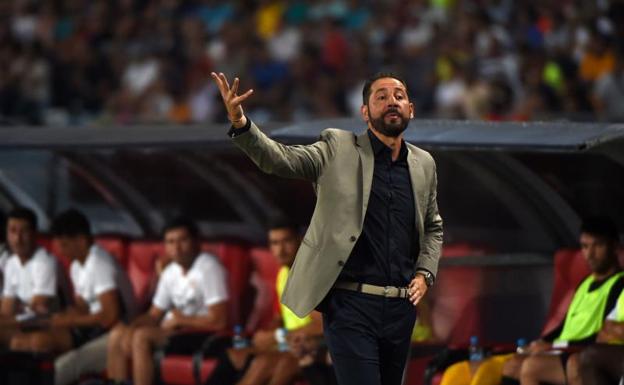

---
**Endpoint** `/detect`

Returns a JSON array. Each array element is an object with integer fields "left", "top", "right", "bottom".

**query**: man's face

[
  {"left": 580, "top": 232, "right": 617, "bottom": 274},
  {"left": 53, "top": 235, "right": 86, "bottom": 261},
  {"left": 361, "top": 77, "right": 414, "bottom": 138},
  {"left": 6, "top": 218, "right": 36, "bottom": 258},
  {"left": 164, "top": 227, "right": 197, "bottom": 266},
  {"left": 268, "top": 228, "right": 300, "bottom": 268}
]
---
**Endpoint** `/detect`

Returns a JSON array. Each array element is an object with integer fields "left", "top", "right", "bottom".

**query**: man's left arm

[
  {"left": 409, "top": 160, "right": 443, "bottom": 305},
  {"left": 417, "top": 161, "right": 443, "bottom": 277}
]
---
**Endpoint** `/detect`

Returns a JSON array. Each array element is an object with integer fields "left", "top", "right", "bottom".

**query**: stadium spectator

[
  {"left": 592, "top": 44, "right": 624, "bottom": 122},
  {"left": 0, "top": 207, "right": 64, "bottom": 348},
  {"left": 206, "top": 218, "right": 326, "bottom": 385},
  {"left": 8, "top": 208, "right": 136, "bottom": 355},
  {"left": 2, "top": 1, "right": 624, "bottom": 125},
  {"left": 106, "top": 216, "right": 228, "bottom": 385}
]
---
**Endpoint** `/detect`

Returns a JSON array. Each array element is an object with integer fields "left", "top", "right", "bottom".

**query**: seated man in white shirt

[
  {"left": 9, "top": 209, "right": 137, "bottom": 353},
  {"left": 0, "top": 207, "right": 62, "bottom": 348},
  {"left": 106, "top": 217, "right": 229, "bottom": 385}
]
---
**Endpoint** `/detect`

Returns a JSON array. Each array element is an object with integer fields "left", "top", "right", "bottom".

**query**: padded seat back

[
  {"left": 127, "top": 240, "right": 163, "bottom": 311},
  {"left": 201, "top": 242, "right": 253, "bottom": 330}
]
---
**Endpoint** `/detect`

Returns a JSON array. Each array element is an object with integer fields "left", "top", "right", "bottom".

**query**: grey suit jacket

[{"left": 232, "top": 121, "right": 443, "bottom": 317}]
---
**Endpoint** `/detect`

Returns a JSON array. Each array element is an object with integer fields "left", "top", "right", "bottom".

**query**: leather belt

[{"left": 334, "top": 281, "right": 409, "bottom": 298}]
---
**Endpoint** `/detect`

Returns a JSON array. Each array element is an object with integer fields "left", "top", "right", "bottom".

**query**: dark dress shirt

[{"left": 338, "top": 130, "right": 418, "bottom": 287}]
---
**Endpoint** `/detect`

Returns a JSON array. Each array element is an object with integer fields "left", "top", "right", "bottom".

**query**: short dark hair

[
  {"left": 267, "top": 216, "right": 299, "bottom": 234},
  {"left": 580, "top": 216, "right": 619, "bottom": 242},
  {"left": 362, "top": 72, "right": 409, "bottom": 105},
  {"left": 162, "top": 216, "right": 199, "bottom": 239},
  {"left": 51, "top": 209, "right": 91, "bottom": 238},
  {"left": 8, "top": 207, "right": 38, "bottom": 231}
]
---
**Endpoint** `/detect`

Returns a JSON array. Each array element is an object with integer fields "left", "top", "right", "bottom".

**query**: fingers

[
  {"left": 231, "top": 77, "right": 239, "bottom": 95},
  {"left": 408, "top": 281, "right": 427, "bottom": 306},
  {"left": 231, "top": 89, "right": 254, "bottom": 105},
  {"left": 210, "top": 72, "right": 225, "bottom": 92},
  {"left": 220, "top": 72, "right": 231, "bottom": 91}
]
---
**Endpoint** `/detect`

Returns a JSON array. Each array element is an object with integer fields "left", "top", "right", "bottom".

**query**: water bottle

[
  {"left": 275, "top": 327, "right": 289, "bottom": 352},
  {"left": 516, "top": 338, "right": 527, "bottom": 354},
  {"left": 468, "top": 335, "right": 483, "bottom": 362},
  {"left": 232, "top": 324, "right": 249, "bottom": 349}
]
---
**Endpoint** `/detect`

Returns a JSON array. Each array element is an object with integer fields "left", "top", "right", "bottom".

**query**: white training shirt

[
  {"left": 152, "top": 252, "right": 228, "bottom": 320},
  {"left": 70, "top": 244, "right": 137, "bottom": 318},
  {"left": 3, "top": 247, "right": 58, "bottom": 309}
]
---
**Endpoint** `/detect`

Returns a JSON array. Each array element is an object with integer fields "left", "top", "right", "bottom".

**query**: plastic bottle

[
  {"left": 468, "top": 335, "right": 484, "bottom": 362},
  {"left": 275, "top": 327, "right": 289, "bottom": 352},
  {"left": 516, "top": 338, "right": 527, "bottom": 354},
  {"left": 232, "top": 324, "right": 249, "bottom": 349}
]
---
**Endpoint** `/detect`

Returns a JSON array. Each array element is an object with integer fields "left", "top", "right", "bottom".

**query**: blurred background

[{"left": 2, "top": 0, "right": 624, "bottom": 127}]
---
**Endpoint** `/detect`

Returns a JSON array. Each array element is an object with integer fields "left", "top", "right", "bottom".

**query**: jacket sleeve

[
  {"left": 231, "top": 120, "right": 335, "bottom": 182},
  {"left": 416, "top": 161, "right": 443, "bottom": 279}
]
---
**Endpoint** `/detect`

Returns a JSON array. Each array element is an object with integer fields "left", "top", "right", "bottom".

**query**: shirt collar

[{"left": 367, "top": 129, "right": 408, "bottom": 161}]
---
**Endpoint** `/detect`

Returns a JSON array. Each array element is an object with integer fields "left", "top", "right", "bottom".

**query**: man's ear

[
  {"left": 409, "top": 102, "right": 414, "bottom": 119},
  {"left": 361, "top": 105, "right": 369, "bottom": 123}
]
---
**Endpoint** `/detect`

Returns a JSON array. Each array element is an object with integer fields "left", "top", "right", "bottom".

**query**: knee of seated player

[
  {"left": 501, "top": 353, "right": 525, "bottom": 378},
  {"left": 27, "top": 332, "right": 54, "bottom": 353},
  {"left": 519, "top": 355, "right": 551, "bottom": 380},
  {"left": 119, "top": 327, "right": 136, "bottom": 356},
  {"left": 9, "top": 333, "right": 30, "bottom": 351},
  {"left": 108, "top": 324, "right": 126, "bottom": 351},
  {"left": 275, "top": 352, "right": 300, "bottom": 370},
  {"left": 131, "top": 327, "right": 154, "bottom": 351},
  {"left": 565, "top": 353, "right": 581, "bottom": 379}
]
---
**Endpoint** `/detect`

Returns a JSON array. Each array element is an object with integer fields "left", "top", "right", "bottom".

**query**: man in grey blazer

[{"left": 212, "top": 71, "right": 443, "bottom": 385}]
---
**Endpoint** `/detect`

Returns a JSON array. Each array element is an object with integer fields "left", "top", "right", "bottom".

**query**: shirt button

[
  {"left": 349, "top": 236, "right": 357, "bottom": 242},
  {"left": 338, "top": 260, "right": 345, "bottom": 266}
]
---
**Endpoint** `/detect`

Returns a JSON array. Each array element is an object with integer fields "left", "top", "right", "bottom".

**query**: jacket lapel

[{"left": 356, "top": 132, "right": 374, "bottom": 226}]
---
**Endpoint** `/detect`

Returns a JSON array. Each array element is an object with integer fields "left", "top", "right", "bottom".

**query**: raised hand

[{"left": 210, "top": 72, "right": 254, "bottom": 128}]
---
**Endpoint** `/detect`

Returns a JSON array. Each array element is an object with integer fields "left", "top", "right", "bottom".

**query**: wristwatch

[{"left": 416, "top": 270, "right": 435, "bottom": 287}]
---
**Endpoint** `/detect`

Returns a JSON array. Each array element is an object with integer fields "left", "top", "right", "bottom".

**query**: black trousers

[{"left": 322, "top": 289, "right": 417, "bottom": 385}]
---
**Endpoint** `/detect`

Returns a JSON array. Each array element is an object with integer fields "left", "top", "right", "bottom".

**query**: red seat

[
  {"left": 429, "top": 243, "right": 492, "bottom": 347},
  {"left": 441, "top": 242, "right": 491, "bottom": 258},
  {"left": 247, "top": 247, "right": 281, "bottom": 332},
  {"left": 201, "top": 242, "right": 254, "bottom": 328},
  {"left": 540, "top": 248, "right": 591, "bottom": 335},
  {"left": 95, "top": 235, "right": 129, "bottom": 268},
  {"left": 127, "top": 240, "right": 163, "bottom": 311}
]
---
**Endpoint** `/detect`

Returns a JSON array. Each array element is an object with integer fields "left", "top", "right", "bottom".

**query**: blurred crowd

[{"left": 1, "top": 0, "right": 624, "bottom": 126}]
